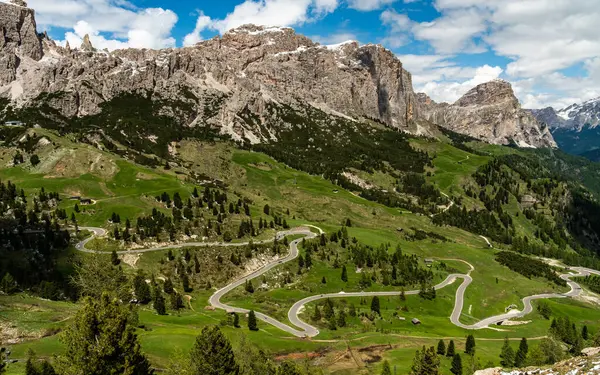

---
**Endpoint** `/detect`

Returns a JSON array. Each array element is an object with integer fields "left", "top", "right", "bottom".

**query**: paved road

[
  {"left": 208, "top": 228, "right": 319, "bottom": 337},
  {"left": 76, "top": 226, "right": 600, "bottom": 338}
]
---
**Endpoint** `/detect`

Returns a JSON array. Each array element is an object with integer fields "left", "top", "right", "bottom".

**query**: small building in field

[
  {"left": 424, "top": 259, "right": 434, "bottom": 267},
  {"left": 79, "top": 198, "right": 93, "bottom": 205},
  {"left": 412, "top": 318, "right": 421, "bottom": 325}
]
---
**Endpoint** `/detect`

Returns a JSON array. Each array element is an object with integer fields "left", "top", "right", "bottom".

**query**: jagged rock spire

[
  {"left": 65, "top": 41, "right": 71, "bottom": 50},
  {"left": 80, "top": 34, "right": 94, "bottom": 52}
]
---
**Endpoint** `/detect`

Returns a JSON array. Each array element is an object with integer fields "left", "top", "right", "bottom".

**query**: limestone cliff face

[
  {"left": 418, "top": 80, "right": 556, "bottom": 148},
  {"left": 0, "top": 3, "right": 418, "bottom": 143},
  {"left": 0, "top": 1, "right": 42, "bottom": 86},
  {"left": 0, "top": 2, "right": 553, "bottom": 148}
]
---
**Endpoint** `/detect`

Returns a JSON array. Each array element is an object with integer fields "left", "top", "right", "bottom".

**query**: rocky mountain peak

[
  {"left": 455, "top": 79, "right": 515, "bottom": 107},
  {"left": 0, "top": 0, "right": 555, "bottom": 149},
  {"left": 80, "top": 34, "right": 94, "bottom": 52},
  {"left": 420, "top": 79, "right": 556, "bottom": 148},
  {"left": 530, "top": 97, "right": 600, "bottom": 131}
]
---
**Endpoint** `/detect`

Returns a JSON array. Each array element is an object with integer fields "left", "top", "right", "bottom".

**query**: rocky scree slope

[
  {"left": 0, "top": 1, "right": 554, "bottom": 149},
  {"left": 418, "top": 79, "right": 556, "bottom": 148}
]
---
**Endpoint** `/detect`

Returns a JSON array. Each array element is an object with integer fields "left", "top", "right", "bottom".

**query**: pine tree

[
  {"left": 244, "top": 280, "right": 255, "bottom": 293},
  {"left": 182, "top": 273, "right": 192, "bottom": 293},
  {"left": 39, "top": 361, "right": 56, "bottom": 375},
  {"left": 446, "top": 340, "right": 456, "bottom": 357},
  {"left": 323, "top": 299, "right": 335, "bottom": 319},
  {"left": 410, "top": 346, "right": 440, "bottom": 375},
  {"left": 305, "top": 251, "right": 312, "bottom": 268},
  {"left": 349, "top": 304, "right": 357, "bottom": 317},
  {"left": 133, "top": 274, "right": 151, "bottom": 304},
  {"left": 465, "top": 334, "right": 476, "bottom": 356},
  {"left": 437, "top": 340, "right": 446, "bottom": 355},
  {"left": 582, "top": 325, "right": 589, "bottom": 340},
  {"left": 328, "top": 315, "right": 337, "bottom": 330},
  {"left": 0, "top": 273, "right": 18, "bottom": 294},
  {"left": 163, "top": 278, "right": 174, "bottom": 294},
  {"left": 312, "top": 306, "right": 322, "bottom": 321},
  {"left": 169, "top": 293, "right": 184, "bottom": 311},
  {"left": 321, "top": 276, "right": 327, "bottom": 284},
  {"left": 154, "top": 293, "right": 167, "bottom": 315},
  {"left": 111, "top": 250, "right": 120, "bottom": 266},
  {"left": 341, "top": 265, "right": 348, "bottom": 282},
  {"left": 450, "top": 354, "right": 463, "bottom": 375},
  {"left": 190, "top": 326, "right": 239, "bottom": 375},
  {"left": 337, "top": 310, "right": 346, "bottom": 327},
  {"left": 371, "top": 296, "right": 381, "bottom": 315},
  {"left": 499, "top": 337, "right": 515, "bottom": 367},
  {"left": 233, "top": 313, "right": 240, "bottom": 328},
  {"left": 56, "top": 294, "right": 153, "bottom": 375},
  {"left": 25, "top": 356, "right": 38, "bottom": 375},
  {"left": 248, "top": 310, "right": 258, "bottom": 331},
  {"left": 514, "top": 338, "right": 528, "bottom": 367},
  {"left": 381, "top": 360, "right": 392, "bottom": 375}
]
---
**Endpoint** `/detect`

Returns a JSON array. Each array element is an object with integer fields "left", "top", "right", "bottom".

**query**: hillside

[
  {"left": 1, "top": 121, "right": 600, "bottom": 375},
  {"left": 0, "top": 2, "right": 599, "bottom": 375},
  {"left": 418, "top": 81, "right": 555, "bottom": 148}
]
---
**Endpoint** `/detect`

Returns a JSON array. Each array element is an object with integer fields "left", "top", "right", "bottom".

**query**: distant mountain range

[{"left": 529, "top": 98, "right": 600, "bottom": 160}]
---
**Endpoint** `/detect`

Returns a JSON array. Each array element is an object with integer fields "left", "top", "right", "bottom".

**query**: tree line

[{"left": 495, "top": 251, "right": 566, "bottom": 286}]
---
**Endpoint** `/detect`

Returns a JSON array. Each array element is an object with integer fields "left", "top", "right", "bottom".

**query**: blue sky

[{"left": 14, "top": 0, "right": 600, "bottom": 108}]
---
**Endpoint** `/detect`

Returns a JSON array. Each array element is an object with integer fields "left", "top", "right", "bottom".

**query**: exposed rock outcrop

[
  {"left": 0, "top": 5, "right": 419, "bottom": 143},
  {"left": 0, "top": 1, "right": 42, "bottom": 85},
  {"left": 0, "top": 1, "right": 553, "bottom": 148},
  {"left": 80, "top": 34, "right": 94, "bottom": 52},
  {"left": 418, "top": 80, "right": 556, "bottom": 148}
]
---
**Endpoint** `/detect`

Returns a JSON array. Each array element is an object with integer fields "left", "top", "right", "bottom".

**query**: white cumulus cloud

[
  {"left": 27, "top": 0, "right": 178, "bottom": 50},
  {"left": 184, "top": 0, "right": 339, "bottom": 40}
]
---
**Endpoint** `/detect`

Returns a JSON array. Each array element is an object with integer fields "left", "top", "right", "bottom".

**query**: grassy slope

[{"left": 1, "top": 135, "right": 599, "bottom": 375}]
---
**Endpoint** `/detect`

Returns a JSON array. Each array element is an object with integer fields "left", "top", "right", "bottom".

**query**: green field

[{"left": 1, "top": 130, "right": 599, "bottom": 375}]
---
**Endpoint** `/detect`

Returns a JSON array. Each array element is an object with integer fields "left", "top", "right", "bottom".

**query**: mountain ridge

[
  {"left": 418, "top": 80, "right": 556, "bottom": 148},
  {"left": 0, "top": 1, "right": 554, "bottom": 149}
]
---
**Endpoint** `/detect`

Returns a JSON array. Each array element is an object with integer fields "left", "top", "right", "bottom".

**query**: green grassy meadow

[{"left": 1, "top": 132, "right": 599, "bottom": 374}]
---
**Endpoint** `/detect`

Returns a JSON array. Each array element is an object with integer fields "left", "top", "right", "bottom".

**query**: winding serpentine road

[{"left": 76, "top": 226, "right": 600, "bottom": 338}]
